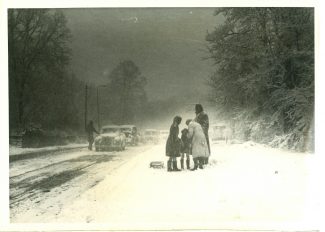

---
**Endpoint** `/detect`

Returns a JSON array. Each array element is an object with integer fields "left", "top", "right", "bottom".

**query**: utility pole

[
  {"left": 85, "top": 84, "right": 88, "bottom": 131},
  {"left": 96, "top": 85, "right": 108, "bottom": 132},
  {"left": 97, "top": 87, "right": 100, "bottom": 131}
]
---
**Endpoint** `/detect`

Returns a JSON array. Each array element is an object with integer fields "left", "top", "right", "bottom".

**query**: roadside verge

[{"left": 9, "top": 144, "right": 87, "bottom": 162}]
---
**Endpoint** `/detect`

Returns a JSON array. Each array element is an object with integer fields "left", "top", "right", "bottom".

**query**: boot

[
  {"left": 173, "top": 161, "right": 181, "bottom": 171},
  {"left": 204, "top": 157, "right": 209, "bottom": 165},
  {"left": 191, "top": 158, "right": 198, "bottom": 171},
  {"left": 180, "top": 158, "right": 184, "bottom": 169},
  {"left": 186, "top": 159, "right": 190, "bottom": 169},
  {"left": 198, "top": 157, "right": 204, "bottom": 169},
  {"left": 167, "top": 160, "right": 172, "bottom": 172}
]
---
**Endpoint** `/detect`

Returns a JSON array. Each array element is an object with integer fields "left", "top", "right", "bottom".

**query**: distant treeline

[
  {"left": 8, "top": 9, "right": 148, "bottom": 135},
  {"left": 206, "top": 8, "right": 314, "bottom": 151}
]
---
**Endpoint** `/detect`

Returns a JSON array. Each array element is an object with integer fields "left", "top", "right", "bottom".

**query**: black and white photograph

[{"left": 0, "top": 1, "right": 322, "bottom": 231}]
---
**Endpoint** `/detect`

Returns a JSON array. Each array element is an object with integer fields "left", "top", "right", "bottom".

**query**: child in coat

[
  {"left": 166, "top": 116, "right": 182, "bottom": 171},
  {"left": 180, "top": 120, "right": 192, "bottom": 169}
]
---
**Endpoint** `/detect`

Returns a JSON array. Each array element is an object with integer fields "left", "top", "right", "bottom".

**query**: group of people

[
  {"left": 165, "top": 104, "right": 210, "bottom": 171},
  {"left": 85, "top": 103, "right": 211, "bottom": 172}
]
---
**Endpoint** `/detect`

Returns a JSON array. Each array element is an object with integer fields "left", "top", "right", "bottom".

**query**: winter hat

[{"left": 181, "top": 128, "right": 188, "bottom": 134}]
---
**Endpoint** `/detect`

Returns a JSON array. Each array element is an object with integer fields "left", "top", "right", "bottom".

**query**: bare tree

[
  {"left": 8, "top": 9, "right": 71, "bottom": 127},
  {"left": 107, "top": 60, "right": 147, "bottom": 124}
]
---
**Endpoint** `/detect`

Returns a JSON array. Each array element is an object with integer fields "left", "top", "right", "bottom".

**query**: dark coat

[
  {"left": 86, "top": 123, "right": 99, "bottom": 142},
  {"left": 166, "top": 123, "right": 181, "bottom": 157},
  {"left": 181, "top": 128, "right": 191, "bottom": 153},
  {"left": 194, "top": 111, "right": 211, "bottom": 154}
]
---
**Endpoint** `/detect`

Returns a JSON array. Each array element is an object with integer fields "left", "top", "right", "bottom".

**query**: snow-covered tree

[{"left": 206, "top": 8, "right": 314, "bottom": 151}]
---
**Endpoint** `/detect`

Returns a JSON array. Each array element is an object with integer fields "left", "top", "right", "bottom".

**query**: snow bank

[{"left": 9, "top": 144, "right": 87, "bottom": 156}]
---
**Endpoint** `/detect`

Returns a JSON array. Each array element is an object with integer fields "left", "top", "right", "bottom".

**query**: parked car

[
  {"left": 142, "top": 129, "right": 160, "bottom": 144},
  {"left": 120, "top": 125, "right": 139, "bottom": 146},
  {"left": 159, "top": 130, "right": 169, "bottom": 141},
  {"left": 210, "top": 123, "right": 227, "bottom": 141},
  {"left": 95, "top": 125, "right": 126, "bottom": 151},
  {"left": 21, "top": 126, "right": 67, "bottom": 148}
]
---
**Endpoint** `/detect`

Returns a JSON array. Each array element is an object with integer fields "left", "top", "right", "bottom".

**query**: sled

[{"left": 149, "top": 161, "right": 164, "bottom": 169}]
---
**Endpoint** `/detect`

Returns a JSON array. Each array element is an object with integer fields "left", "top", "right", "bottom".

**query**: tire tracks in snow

[
  {"left": 10, "top": 145, "right": 155, "bottom": 222},
  {"left": 10, "top": 154, "right": 118, "bottom": 206}
]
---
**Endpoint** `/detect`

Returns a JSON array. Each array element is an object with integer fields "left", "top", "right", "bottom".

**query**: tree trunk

[
  {"left": 18, "top": 90, "right": 24, "bottom": 126},
  {"left": 18, "top": 71, "right": 27, "bottom": 126}
]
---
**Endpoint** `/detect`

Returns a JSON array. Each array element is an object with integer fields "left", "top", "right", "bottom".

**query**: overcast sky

[{"left": 63, "top": 8, "right": 223, "bottom": 102}]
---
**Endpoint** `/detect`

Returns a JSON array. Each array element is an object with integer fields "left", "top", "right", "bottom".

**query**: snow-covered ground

[
  {"left": 10, "top": 141, "right": 318, "bottom": 231},
  {"left": 9, "top": 143, "right": 87, "bottom": 156},
  {"left": 10, "top": 145, "right": 154, "bottom": 222}
]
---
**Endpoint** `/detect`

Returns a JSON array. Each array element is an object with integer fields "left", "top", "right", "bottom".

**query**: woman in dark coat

[{"left": 166, "top": 116, "right": 182, "bottom": 171}]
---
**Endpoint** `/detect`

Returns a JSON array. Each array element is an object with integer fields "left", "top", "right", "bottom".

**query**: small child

[{"left": 180, "top": 127, "right": 191, "bottom": 169}]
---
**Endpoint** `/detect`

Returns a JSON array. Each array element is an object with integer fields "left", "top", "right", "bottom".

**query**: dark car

[{"left": 95, "top": 125, "right": 126, "bottom": 151}]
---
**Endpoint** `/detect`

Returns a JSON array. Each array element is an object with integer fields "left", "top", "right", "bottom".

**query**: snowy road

[
  {"left": 9, "top": 145, "right": 154, "bottom": 222},
  {"left": 9, "top": 142, "right": 319, "bottom": 231}
]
